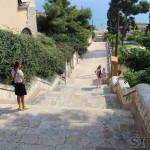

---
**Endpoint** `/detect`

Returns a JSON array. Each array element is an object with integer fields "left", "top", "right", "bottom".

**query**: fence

[{"left": 106, "top": 39, "right": 112, "bottom": 82}]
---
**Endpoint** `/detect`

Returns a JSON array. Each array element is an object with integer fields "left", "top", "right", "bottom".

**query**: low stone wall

[
  {"left": 0, "top": 75, "right": 63, "bottom": 103},
  {"left": 0, "top": 84, "right": 15, "bottom": 103},
  {"left": 106, "top": 41, "right": 112, "bottom": 83},
  {"left": 110, "top": 76, "right": 134, "bottom": 109},
  {"left": 65, "top": 51, "right": 80, "bottom": 79},
  {"left": 110, "top": 76, "right": 150, "bottom": 139},
  {"left": 88, "top": 36, "right": 93, "bottom": 44}
]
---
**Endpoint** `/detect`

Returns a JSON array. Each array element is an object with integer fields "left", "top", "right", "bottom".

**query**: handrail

[
  {"left": 106, "top": 39, "right": 112, "bottom": 80},
  {"left": 123, "top": 88, "right": 136, "bottom": 97}
]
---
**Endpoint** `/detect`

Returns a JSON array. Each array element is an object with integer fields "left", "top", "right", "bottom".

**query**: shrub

[
  {"left": 0, "top": 30, "right": 65, "bottom": 84},
  {"left": 126, "top": 34, "right": 135, "bottom": 42},
  {"left": 37, "top": 33, "right": 56, "bottom": 47}
]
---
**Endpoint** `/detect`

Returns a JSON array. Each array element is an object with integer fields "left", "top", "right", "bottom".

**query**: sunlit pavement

[{"left": 0, "top": 41, "right": 143, "bottom": 150}]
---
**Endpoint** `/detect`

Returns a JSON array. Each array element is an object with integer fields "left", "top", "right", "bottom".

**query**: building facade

[{"left": 0, "top": 0, "right": 37, "bottom": 36}]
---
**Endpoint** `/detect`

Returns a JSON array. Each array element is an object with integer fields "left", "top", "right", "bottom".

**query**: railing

[
  {"left": 106, "top": 39, "right": 112, "bottom": 81},
  {"left": 110, "top": 76, "right": 150, "bottom": 146}
]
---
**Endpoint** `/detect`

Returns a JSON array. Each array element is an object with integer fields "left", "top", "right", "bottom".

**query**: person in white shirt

[
  {"left": 102, "top": 68, "right": 107, "bottom": 84},
  {"left": 95, "top": 65, "right": 103, "bottom": 88},
  {"left": 11, "top": 61, "right": 29, "bottom": 111}
]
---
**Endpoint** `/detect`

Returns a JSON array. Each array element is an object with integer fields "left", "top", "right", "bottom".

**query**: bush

[
  {"left": 92, "top": 32, "right": 95, "bottom": 38},
  {"left": 37, "top": 33, "right": 56, "bottom": 47},
  {"left": 123, "top": 69, "right": 150, "bottom": 87},
  {"left": 0, "top": 30, "right": 65, "bottom": 84},
  {"left": 126, "top": 34, "right": 135, "bottom": 42}
]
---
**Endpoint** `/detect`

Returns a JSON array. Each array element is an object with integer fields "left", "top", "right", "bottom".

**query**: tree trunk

[
  {"left": 112, "top": 39, "right": 114, "bottom": 51},
  {"left": 122, "top": 15, "right": 128, "bottom": 45}
]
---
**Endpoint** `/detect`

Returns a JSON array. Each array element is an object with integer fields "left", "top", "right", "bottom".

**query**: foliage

[
  {"left": 126, "top": 34, "right": 135, "bottom": 42},
  {"left": 0, "top": 30, "right": 65, "bottom": 84},
  {"left": 37, "top": 0, "right": 92, "bottom": 57},
  {"left": 105, "top": 32, "right": 121, "bottom": 54},
  {"left": 119, "top": 47, "right": 150, "bottom": 70},
  {"left": 105, "top": 33, "right": 116, "bottom": 49},
  {"left": 92, "top": 32, "right": 95, "bottom": 38},
  {"left": 119, "top": 46, "right": 150, "bottom": 86},
  {"left": 133, "top": 31, "right": 150, "bottom": 50},
  {"left": 123, "top": 69, "right": 150, "bottom": 87},
  {"left": 107, "top": 0, "right": 150, "bottom": 44},
  {"left": 37, "top": 33, "right": 56, "bottom": 47}
]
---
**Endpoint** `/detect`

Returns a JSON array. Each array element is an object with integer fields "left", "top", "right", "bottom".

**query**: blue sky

[{"left": 35, "top": 0, "right": 150, "bottom": 29}]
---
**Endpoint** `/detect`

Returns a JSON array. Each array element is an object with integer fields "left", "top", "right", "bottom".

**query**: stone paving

[{"left": 0, "top": 41, "right": 145, "bottom": 150}]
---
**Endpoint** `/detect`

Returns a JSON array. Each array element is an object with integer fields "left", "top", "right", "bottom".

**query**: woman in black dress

[{"left": 11, "top": 61, "right": 29, "bottom": 111}]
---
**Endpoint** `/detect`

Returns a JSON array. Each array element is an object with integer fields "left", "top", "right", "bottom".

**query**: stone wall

[
  {"left": 65, "top": 51, "right": 80, "bottom": 79},
  {"left": 110, "top": 76, "right": 150, "bottom": 139},
  {"left": 106, "top": 40, "right": 112, "bottom": 82},
  {"left": 0, "top": 52, "right": 80, "bottom": 103},
  {"left": 0, "top": 75, "right": 63, "bottom": 104},
  {"left": 88, "top": 36, "right": 93, "bottom": 44},
  {"left": 26, "top": 6, "right": 37, "bottom": 36}
]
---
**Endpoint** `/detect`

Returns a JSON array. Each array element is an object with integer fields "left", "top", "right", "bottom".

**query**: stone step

[
  {"left": 0, "top": 104, "right": 134, "bottom": 123},
  {"left": 54, "top": 85, "right": 112, "bottom": 93},
  {"left": 0, "top": 104, "right": 141, "bottom": 150},
  {"left": 31, "top": 93, "right": 120, "bottom": 109}
]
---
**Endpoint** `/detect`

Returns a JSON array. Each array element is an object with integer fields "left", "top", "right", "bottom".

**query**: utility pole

[{"left": 115, "top": 12, "right": 120, "bottom": 57}]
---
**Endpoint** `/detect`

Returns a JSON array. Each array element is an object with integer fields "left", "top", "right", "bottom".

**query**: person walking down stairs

[{"left": 95, "top": 65, "right": 103, "bottom": 88}]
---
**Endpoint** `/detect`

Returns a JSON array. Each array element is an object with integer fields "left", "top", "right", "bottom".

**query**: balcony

[{"left": 18, "top": 0, "right": 29, "bottom": 9}]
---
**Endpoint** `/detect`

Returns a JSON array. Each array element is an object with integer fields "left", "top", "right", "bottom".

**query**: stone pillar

[
  {"left": 26, "top": 4, "right": 37, "bottom": 36},
  {"left": 111, "top": 56, "right": 118, "bottom": 77}
]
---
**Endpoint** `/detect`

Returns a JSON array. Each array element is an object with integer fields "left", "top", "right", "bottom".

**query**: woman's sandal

[
  {"left": 22, "top": 106, "right": 29, "bottom": 111},
  {"left": 18, "top": 107, "right": 22, "bottom": 111}
]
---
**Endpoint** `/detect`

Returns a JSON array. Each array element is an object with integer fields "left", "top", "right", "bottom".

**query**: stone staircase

[
  {"left": 0, "top": 83, "right": 143, "bottom": 150},
  {"left": 0, "top": 41, "right": 144, "bottom": 149},
  {"left": 22, "top": 83, "right": 141, "bottom": 150},
  {"left": 31, "top": 85, "right": 120, "bottom": 110}
]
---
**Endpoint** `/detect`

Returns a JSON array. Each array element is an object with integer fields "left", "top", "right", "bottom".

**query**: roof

[
  {"left": 36, "top": 12, "right": 46, "bottom": 17},
  {"left": 137, "top": 23, "right": 148, "bottom": 30}
]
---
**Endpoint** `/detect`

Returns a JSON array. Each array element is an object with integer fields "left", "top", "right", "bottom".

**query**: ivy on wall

[{"left": 0, "top": 30, "right": 65, "bottom": 84}]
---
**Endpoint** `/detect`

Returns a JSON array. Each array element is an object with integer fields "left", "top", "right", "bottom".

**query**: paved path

[
  {"left": 67, "top": 42, "right": 107, "bottom": 86},
  {"left": 0, "top": 42, "right": 142, "bottom": 150}
]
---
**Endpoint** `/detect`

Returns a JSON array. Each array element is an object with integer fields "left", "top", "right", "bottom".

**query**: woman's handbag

[{"left": 98, "top": 71, "right": 103, "bottom": 78}]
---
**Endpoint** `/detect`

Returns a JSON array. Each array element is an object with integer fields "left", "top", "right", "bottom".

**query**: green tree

[
  {"left": 126, "top": 34, "right": 135, "bottom": 43},
  {"left": 107, "top": 0, "right": 150, "bottom": 45},
  {"left": 119, "top": 46, "right": 150, "bottom": 86},
  {"left": 37, "top": 0, "right": 92, "bottom": 57},
  {"left": 135, "top": 31, "right": 150, "bottom": 50},
  {"left": 105, "top": 33, "right": 116, "bottom": 51}
]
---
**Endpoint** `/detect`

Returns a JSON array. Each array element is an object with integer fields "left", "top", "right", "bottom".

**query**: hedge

[{"left": 0, "top": 30, "right": 65, "bottom": 84}]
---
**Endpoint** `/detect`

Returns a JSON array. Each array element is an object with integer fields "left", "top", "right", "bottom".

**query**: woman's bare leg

[
  {"left": 21, "top": 96, "right": 29, "bottom": 110},
  {"left": 96, "top": 77, "right": 99, "bottom": 88},
  {"left": 21, "top": 96, "right": 25, "bottom": 108},
  {"left": 17, "top": 96, "right": 21, "bottom": 108},
  {"left": 99, "top": 78, "right": 102, "bottom": 88}
]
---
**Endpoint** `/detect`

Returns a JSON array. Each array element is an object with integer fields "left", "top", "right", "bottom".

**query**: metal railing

[{"left": 106, "top": 39, "right": 112, "bottom": 81}]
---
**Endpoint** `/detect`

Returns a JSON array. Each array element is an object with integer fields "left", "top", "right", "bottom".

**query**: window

[
  {"left": 21, "top": 28, "right": 32, "bottom": 35},
  {"left": 18, "top": 0, "right": 29, "bottom": 7}
]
